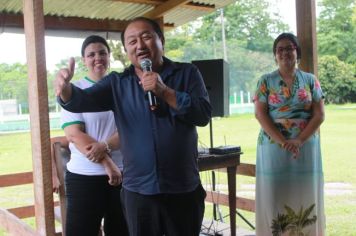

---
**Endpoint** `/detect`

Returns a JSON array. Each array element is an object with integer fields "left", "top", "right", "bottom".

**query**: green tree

[
  {"left": 165, "top": 24, "right": 196, "bottom": 61},
  {"left": 226, "top": 40, "right": 275, "bottom": 92},
  {"left": 318, "top": 55, "right": 356, "bottom": 104},
  {"left": 108, "top": 40, "right": 129, "bottom": 68},
  {"left": 317, "top": 0, "right": 356, "bottom": 63},
  {"left": 195, "top": 0, "right": 288, "bottom": 52},
  {"left": 46, "top": 71, "right": 57, "bottom": 112},
  {"left": 165, "top": 37, "right": 276, "bottom": 93},
  {"left": 0, "top": 63, "right": 28, "bottom": 111},
  {"left": 164, "top": 0, "right": 288, "bottom": 95}
]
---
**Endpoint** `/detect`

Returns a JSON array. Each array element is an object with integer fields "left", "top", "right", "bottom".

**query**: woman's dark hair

[
  {"left": 120, "top": 17, "right": 165, "bottom": 49},
  {"left": 81, "top": 35, "right": 111, "bottom": 57},
  {"left": 273, "top": 32, "right": 301, "bottom": 59}
]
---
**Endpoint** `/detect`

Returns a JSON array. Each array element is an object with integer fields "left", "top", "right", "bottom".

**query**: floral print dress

[{"left": 254, "top": 69, "right": 325, "bottom": 236}]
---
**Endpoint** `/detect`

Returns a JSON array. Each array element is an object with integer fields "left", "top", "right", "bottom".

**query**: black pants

[
  {"left": 121, "top": 184, "right": 206, "bottom": 236},
  {"left": 65, "top": 171, "right": 129, "bottom": 236}
]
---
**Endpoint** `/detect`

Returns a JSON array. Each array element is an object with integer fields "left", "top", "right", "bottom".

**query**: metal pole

[{"left": 220, "top": 8, "right": 227, "bottom": 62}]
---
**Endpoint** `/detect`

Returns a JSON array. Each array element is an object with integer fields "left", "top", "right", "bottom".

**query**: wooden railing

[
  {"left": 204, "top": 163, "right": 256, "bottom": 212},
  {"left": 0, "top": 172, "right": 36, "bottom": 219},
  {"left": 1, "top": 163, "right": 255, "bottom": 235},
  {"left": 0, "top": 171, "right": 62, "bottom": 236}
]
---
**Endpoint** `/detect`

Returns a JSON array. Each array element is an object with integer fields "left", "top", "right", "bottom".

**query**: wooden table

[{"left": 198, "top": 152, "right": 241, "bottom": 236}]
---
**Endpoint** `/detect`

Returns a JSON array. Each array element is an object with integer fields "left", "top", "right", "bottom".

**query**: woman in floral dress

[{"left": 254, "top": 33, "right": 325, "bottom": 236}]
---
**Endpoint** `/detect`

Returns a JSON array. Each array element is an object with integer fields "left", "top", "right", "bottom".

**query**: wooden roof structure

[
  {"left": 0, "top": 0, "right": 234, "bottom": 33},
  {"left": 0, "top": 0, "right": 318, "bottom": 235}
]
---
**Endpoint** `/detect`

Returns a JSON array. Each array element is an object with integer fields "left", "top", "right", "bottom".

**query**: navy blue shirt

[{"left": 59, "top": 57, "right": 211, "bottom": 194}]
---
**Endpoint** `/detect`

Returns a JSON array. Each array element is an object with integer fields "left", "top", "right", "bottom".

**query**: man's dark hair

[
  {"left": 120, "top": 17, "right": 165, "bottom": 48},
  {"left": 273, "top": 32, "right": 301, "bottom": 59},
  {"left": 81, "top": 35, "right": 111, "bottom": 57}
]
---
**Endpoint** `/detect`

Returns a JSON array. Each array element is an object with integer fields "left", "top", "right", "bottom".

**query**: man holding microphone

[{"left": 54, "top": 17, "right": 211, "bottom": 236}]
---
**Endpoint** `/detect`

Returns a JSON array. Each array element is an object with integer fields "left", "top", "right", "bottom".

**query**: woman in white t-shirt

[{"left": 60, "top": 35, "right": 128, "bottom": 236}]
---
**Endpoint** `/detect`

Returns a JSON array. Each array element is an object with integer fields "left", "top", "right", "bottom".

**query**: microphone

[{"left": 140, "top": 58, "right": 158, "bottom": 111}]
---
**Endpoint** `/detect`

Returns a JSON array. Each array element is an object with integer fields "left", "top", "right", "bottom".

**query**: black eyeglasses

[{"left": 276, "top": 46, "right": 296, "bottom": 54}]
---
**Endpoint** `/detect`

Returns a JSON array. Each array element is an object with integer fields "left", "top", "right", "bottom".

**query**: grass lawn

[{"left": 1, "top": 104, "right": 355, "bottom": 235}]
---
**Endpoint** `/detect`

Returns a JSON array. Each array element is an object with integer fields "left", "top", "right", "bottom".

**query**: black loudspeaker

[{"left": 192, "top": 59, "right": 229, "bottom": 117}]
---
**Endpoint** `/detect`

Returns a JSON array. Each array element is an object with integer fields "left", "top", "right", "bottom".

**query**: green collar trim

[{"left": 84, "top": 76, "right": 96, "bottom": 84}]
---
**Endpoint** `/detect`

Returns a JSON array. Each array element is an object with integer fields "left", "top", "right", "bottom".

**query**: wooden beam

[
  {"left": 296, "top": 0, "right": 318, "bottom": 76},
  {"left": 237, "top": 163, "right": 256, "bottom": 177},
  {"left": 144, "top": 0, "right": 190, "bottom": 18},
  {"left": 0, "top": 13, "right": 128, "bottom": 32},
  {"left": 0, "top": 172, "right": 33, "bottom": 187},
  {"left": 7, "top": 202, "right": 59, "bottom": 219},
  {"left": 0, "top": 208, "right": 37, "bottom": 236},
  {"left": 163, "top": 23, "right": 175, "bottom": 31},
  {"left": 0, "top": 13, "right": 24, "bottom": 27},
  {"left": 205, "top": 191, "right": 256, "bottom": 212},
  {"left": 0, "top": 13, "right": 175, "bottom": 33},
  {"left": 217, "top": 163, "right": 256, "bottom": 177},
  {"left": 7, "top": 205, "right": 35, "bottom": 219},
  {"left": 23, "top": 0, "right": 56, "bottom": 235},
  {"left": 44, "top": 16, "right": 128, "bottom": 33},
  {"left": 112, "top": 0, "right": 215, "bottom": 11},
  {"left": 185, "top": 2, "right": 215, "bottom": 11},
  {"left": 113, "top": 0, "right": 165, "bottom": 4}
]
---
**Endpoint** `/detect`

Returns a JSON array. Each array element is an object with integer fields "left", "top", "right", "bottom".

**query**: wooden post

[
  {"left": 296, "top": 0, "right": 318, "bottom": 76},
  {"left": 23, "top": 0, "right": 55, "bottom": 235}
]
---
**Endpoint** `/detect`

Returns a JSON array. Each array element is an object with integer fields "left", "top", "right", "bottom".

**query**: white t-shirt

[{"left": 60, "top": 77, "right": 123, "bottom": 175}]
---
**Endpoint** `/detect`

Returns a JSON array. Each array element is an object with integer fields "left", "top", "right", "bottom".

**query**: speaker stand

[{"left": 209, "top": 118, "right": 223, "bottom": 222}]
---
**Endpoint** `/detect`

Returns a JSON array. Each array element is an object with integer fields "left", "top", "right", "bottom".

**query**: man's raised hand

[{"left": 54, "top": 57, "right": 75, "bottom": 102}]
